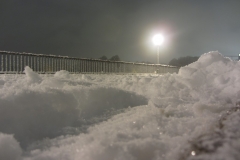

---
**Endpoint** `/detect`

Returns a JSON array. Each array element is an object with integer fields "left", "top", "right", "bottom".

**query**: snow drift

[{"left": 0, "top": 51, "right": 239, "bottom": 160}]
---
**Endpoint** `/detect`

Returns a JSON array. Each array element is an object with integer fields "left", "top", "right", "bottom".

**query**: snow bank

[
  {"left": 0, "top": 70, "right": 147, "bottom": 148},
  {"left": 0, "top": 51, "right": 239, "bottom": 160}
]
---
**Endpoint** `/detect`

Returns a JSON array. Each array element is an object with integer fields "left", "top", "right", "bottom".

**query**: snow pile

[
  {"left": 54, "top": 70, "right": 70, "bottom": 79},
  {"left": 0, "top": 51, "right": 239, "bottom": 160},
  {"left": 24, "top": 66, "right": 42, "bottom": 83}
]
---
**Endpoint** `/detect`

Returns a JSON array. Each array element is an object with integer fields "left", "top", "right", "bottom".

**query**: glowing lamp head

[{"left": 152, "top": 34, "right": 164, "bottom": 46}]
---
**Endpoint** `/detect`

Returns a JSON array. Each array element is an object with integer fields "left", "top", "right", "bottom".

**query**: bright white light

[{"left": 152, "top": 34, "right": 164, "bottom": 46}]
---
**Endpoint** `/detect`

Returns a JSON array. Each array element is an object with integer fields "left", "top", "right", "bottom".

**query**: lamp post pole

[{"left": 152, "top": 34, "right": 164, "bottom": 64}]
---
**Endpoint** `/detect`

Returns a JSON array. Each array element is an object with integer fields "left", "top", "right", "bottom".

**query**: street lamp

[{"left": 152, "top": 34, "right": 164, "bottom": 64}]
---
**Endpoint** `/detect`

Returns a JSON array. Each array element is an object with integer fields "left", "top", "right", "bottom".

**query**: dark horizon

[{"left": 1, "top": 0, "right": 240, "bottom": 64}]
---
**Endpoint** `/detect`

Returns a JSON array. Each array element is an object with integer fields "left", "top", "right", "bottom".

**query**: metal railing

[{"left": 0, "top": 51, "right": 179, "bottom": 74}]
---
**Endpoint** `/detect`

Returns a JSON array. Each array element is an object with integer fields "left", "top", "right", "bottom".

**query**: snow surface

[{"left": 0, "top": 51, "right": 240, "bottom": 160}]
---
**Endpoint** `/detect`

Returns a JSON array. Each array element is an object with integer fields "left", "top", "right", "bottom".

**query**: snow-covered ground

[{"left": 0, "top": 51, "right": 240, "bottom": 160}]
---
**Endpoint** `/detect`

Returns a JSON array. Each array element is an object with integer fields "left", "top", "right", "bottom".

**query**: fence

[{"left": 0, "top": 51, "right": 179, "bottom": 74}]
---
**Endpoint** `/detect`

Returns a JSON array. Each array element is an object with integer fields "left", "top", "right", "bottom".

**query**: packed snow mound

[
  {"left": 0, "top": 51, "right": 239, "bottom": 160},
  {"left": 24, "top": 66, "right": 42, "bottom": 83},
  {"left": 177, "top": 51, "right": 240, "bottom": 108},
  {"left": 54, "top": 70, "right": 70, "bottom": 79}
]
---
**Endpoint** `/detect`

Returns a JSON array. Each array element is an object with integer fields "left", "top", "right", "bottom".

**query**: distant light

[{"left": 152, "top": 34, "right": 164, "bottom": 46}]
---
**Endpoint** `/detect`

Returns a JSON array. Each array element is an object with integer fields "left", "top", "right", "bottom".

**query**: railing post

[
  {"left": 42, "top": 56, "right": 45, "bottom": 73},
  {"left": 42, "top": 56, "right": 44, "bottom": 73},
  {"left": 52, "top": 57, "right": 56, "bottom": 73},
  {"left": 70, "top": 59, "right": 73, "bottom": 73},
  {"left": 5, "top": 54, "right": 8, "bottom": 72},
  {"left": 83, "top": 60, "right": 85, "bottom": 72},
  {"left": 78, "top": 59, "right": 80, "bottom": 73},
  {"left": 88, "top": 60, "right": 90, "bottom": 73},
  {"left": 51, "top": 57, "right": 53, "bottom": 73},
  {"left": 56, "top": 57, "right": 58, "bottom": 72},
  {"left": 94, "top": 61, "right": 96, "bottom": 73},
  {"left": 50, "top": 57, "right": 52, "bottom": 72},
  {"left": 80, "top": 60, "right": 82, "bottom": 72},
  {"left": 33, "top": 56, "right": 36, "bottom": 71},
  {"left": 79, "top": 60, "right": 82, "bottom": 72},
  {"left": 45, "top": 57, "right": 48, "bottom": 72},
  {"left": 36, "top": 56, "right": 38, "bottom": 72},
  {"left": 29, "top": 56, "right": 32, "bottom": 70},
  {"left": 40, "top": 56, "right": 43, "bottom": 73},
  {"left": 73, "top": 59, "right": 76, "bottom": 73},
  {"left": 59, "top": 58, "right": 61, "bottom": 71},
  {"left": 91, "top": 61, "right": 94, "bottom": 73},
  {"left": 62, "top": 58, "right": 64, "bottom": 71},
  {"left": 1, "top": 54, "right": 3, "bottom": 72},
  {"left": 96, "top": 61, "right": 98, "bottom": 73},
  {"left": 62, "top": 58, "right": 65, "bottom": 71},
  {"left": 74, "top": 59, "right": 79, "bottom": 73},
  {"left": 24, "top": 55, "right": 27, "bottom": 70},
  {"left": 98, "top": 61, "right": 101, "bottom": 73},
  {"left": 72, "top": 59, "right": 74, "bottom": 73},
  {"left": 65, "top": 58, "right": 68, "bottom": 72},
  {"left": 54, "top": 57, "right": 57, "bottom": 72},
  {"left": 63, "top": 58, "right": 65, "bottom": 71},
  {"left": 20, "top": 55, "right": 22, "bottom": 73},
  {"left": 59, "top": 58, "right": 62, "bottom": 71},
  {"left": 88, "top": 60, "right": 91, "bottom": 73},
  {"left": 55, "top": 57, "right": 58, "bottom": 72},
  {"left": 71, "top": 59, "right": 74, "bottom": 73},
  {"left": 27, "top": 55, "right": 30, "bottom": 68},
  {"left": 75, "top": 59, "right": 77, "bottom": 73},
  {"left": 69, "top": 59, "right": 72, "bottom": 73},
  {"left": 70, "top": 59, "right": 72, "bottom": 73},
  {"left": 18, "top": 55, "right": 20, "bottom": 73},
  {"left": 102, "top": 62, "right": 105, "bottom": 72},
  {"left": 85, "top": 60, "right": 87, "bottom": 72},
  {"left": 9, "top": 54, "right": 12, "bottom": 72},
  {"left": 105, "top": 62, "right": 107, "bottom": 73},
  {"left": 64, "top": 58, "right": 66, "bottom": 71},
  {"left": 55, "top": 57, "right": 57, "bottom": 72},
  {"left": 66, "top": 58, "right": 70, "bottom": 72}
]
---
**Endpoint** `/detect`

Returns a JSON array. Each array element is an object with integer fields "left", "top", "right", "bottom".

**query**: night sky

[{"left": 1, "top": 0, "right": 240, "bottom": 64}]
